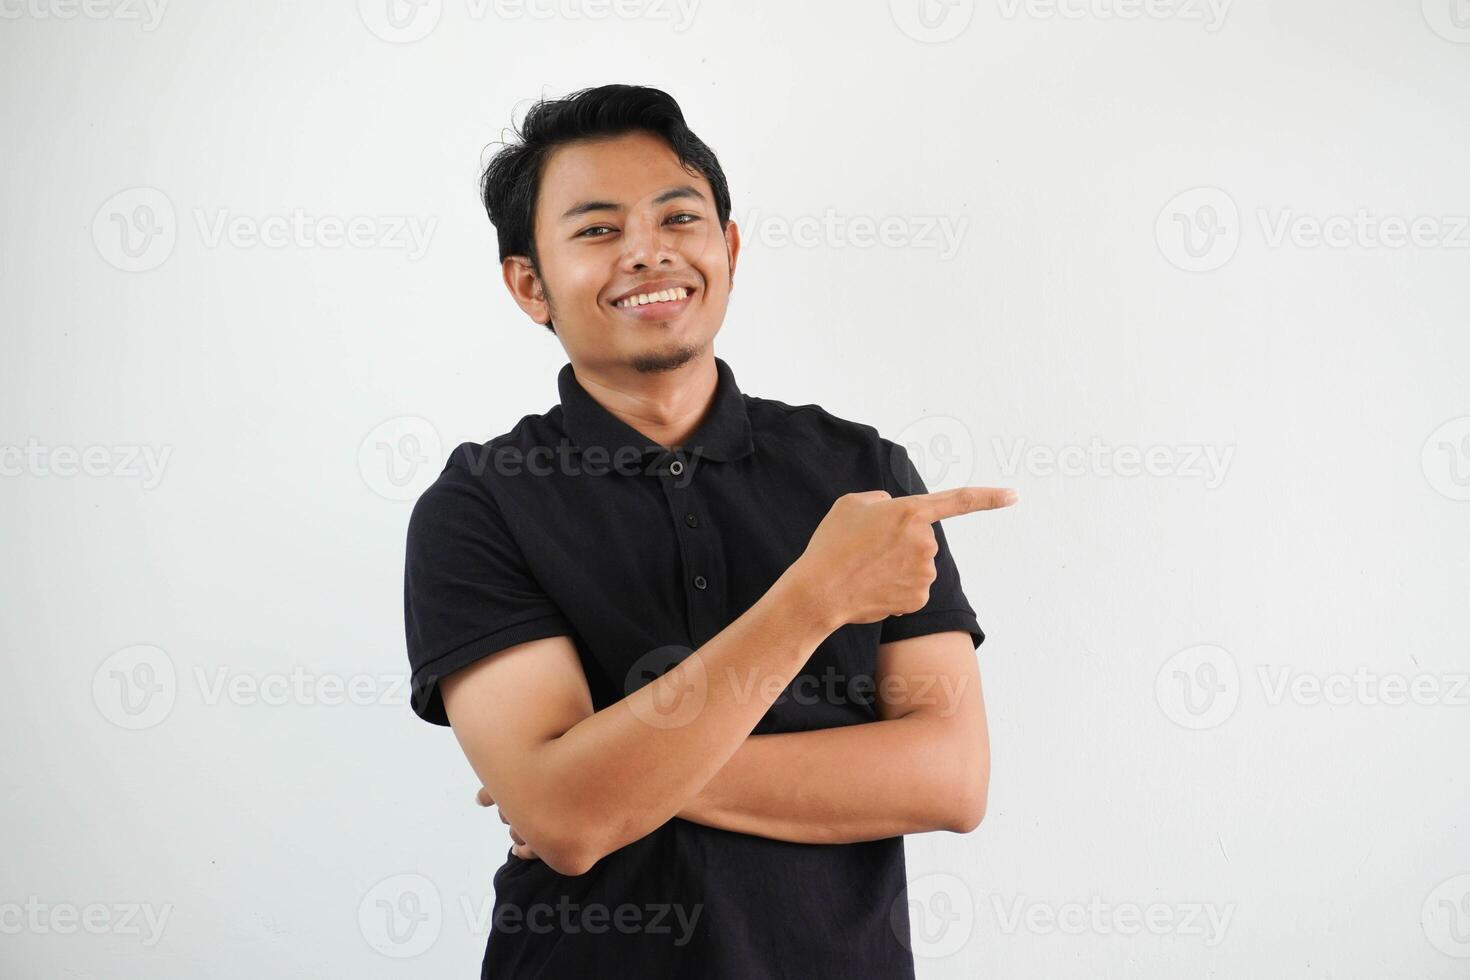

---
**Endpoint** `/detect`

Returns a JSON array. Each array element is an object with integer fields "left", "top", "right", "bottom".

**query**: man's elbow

[
  {"left": 514, "top": 785, "right": 651, "bottom": 876},
  {"left": 947, "top": 785, "right": 987, "bottom": 833},
  {"left": 541, "top": 845, "right": 596, "bottom": 877},
  {"left": 527, "top": 809, "right": 632, "bottom": 877},
  {"left": 529, "top": 827, "right": 600, "bottom": 877},
  {"left": 506, "top": 806, "right": 600, "bottom": 877},
  {"left": 944, "top": 760, "right": 989, "bottom": 833},
  {"left": 549, "top": 813, "right": 656, "bottom": 875}
]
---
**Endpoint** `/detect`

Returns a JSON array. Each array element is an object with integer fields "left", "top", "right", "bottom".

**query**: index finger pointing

[{"left": 907, "top": 486, "right": 1019, "bottom": 523}]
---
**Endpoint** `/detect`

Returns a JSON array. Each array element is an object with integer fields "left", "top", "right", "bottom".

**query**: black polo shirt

[{"left": 403, "top": 355, "right": 984, "bottom": 979}]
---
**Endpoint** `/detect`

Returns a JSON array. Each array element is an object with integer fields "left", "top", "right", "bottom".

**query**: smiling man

[{"left": 402, "top": 84, "right": 1017, "bottom": 978}]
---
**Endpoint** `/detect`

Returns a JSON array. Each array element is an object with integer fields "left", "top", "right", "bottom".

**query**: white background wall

[{"left": 3, "top": 1, "right": 1468, "bottom": 976}]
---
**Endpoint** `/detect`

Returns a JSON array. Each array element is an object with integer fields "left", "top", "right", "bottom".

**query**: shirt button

[
  {"left": 693, "top": 574, "right": 707, "bottom": 590},
  {"left": 669, "top": 460, "right": 684, "bottom": 476},
  {"left": 684, "top": 513, "right": 699, "bottom": 528}
]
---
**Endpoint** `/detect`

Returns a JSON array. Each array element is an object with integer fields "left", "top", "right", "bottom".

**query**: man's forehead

[{"left": 538, "top": 136, "right": 711, "bottom": 214}]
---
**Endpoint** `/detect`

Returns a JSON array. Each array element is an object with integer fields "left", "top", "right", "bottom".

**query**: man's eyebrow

[{"left": 558, "top": 185, "right": 705, "bottom": 222}]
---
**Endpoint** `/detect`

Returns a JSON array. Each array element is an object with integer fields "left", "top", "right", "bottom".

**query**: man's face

[{"left": 505, "top": 130, "right": 740, "bottom": 374}]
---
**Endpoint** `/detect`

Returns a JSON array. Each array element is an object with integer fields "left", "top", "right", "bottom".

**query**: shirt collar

[{"left": 557, "top": 355, "right": 755, "bottom": 463}]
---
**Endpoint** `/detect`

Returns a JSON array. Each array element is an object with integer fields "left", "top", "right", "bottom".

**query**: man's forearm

[
  {"left": 675, "top": 713, "right": 977, "bottom": 844},
  {"left": 515, "top": 562, "right": 841, "bottom": 873}
]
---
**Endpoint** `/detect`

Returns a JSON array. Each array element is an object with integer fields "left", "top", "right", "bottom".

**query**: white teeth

[{"left": 618, "top": 286, "right": 690, "bottom": 308}]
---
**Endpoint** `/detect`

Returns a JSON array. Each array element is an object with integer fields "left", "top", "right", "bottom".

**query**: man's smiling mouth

[
  {"left": 609, "top": 284, "right": 696, "bottom": 320},
  {"left": 613, "top": 285, "right": 693, "bottom": 309}
]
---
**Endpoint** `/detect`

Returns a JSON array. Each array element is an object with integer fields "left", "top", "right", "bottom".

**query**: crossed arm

[{"left": 467, "top": 629, "right": 989, "bottom": 859}]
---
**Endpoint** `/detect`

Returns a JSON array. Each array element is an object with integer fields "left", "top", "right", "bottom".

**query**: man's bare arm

[{"left": 672, "top": 630, "right": 989, "bottom": 843}]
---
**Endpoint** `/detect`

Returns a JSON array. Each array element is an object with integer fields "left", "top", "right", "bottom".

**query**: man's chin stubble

[{"left": 630, "top": 339, "right": 705, "bottom": 375}]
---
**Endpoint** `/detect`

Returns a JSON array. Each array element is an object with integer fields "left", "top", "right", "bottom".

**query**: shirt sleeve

[
  {"left": 877, "top": 438, "right": 986, "bottom": 650},
  {"left": 403, "top": 452, "right": 575, "bottom": 726}
]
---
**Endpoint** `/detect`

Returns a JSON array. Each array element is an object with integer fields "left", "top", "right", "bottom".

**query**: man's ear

[
  {"left": 502, "top": 255, "right": 552, "bottom": 325},
  {"left": 723, "top": 219, "right": 741, "bottom": 286}
]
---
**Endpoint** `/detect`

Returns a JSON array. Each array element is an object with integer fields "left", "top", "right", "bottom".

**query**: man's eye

[{"left": 578, "top": 214, "right": 700, "bottom": 239}]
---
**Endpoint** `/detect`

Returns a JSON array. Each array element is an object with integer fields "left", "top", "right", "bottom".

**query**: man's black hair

[{"left": 479, "top": 84, "right": 733, "bottom": 334}]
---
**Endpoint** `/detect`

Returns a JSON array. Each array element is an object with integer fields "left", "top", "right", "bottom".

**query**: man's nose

[{"left": 620, "top": 211, "right": 678, "bottom": 268}]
